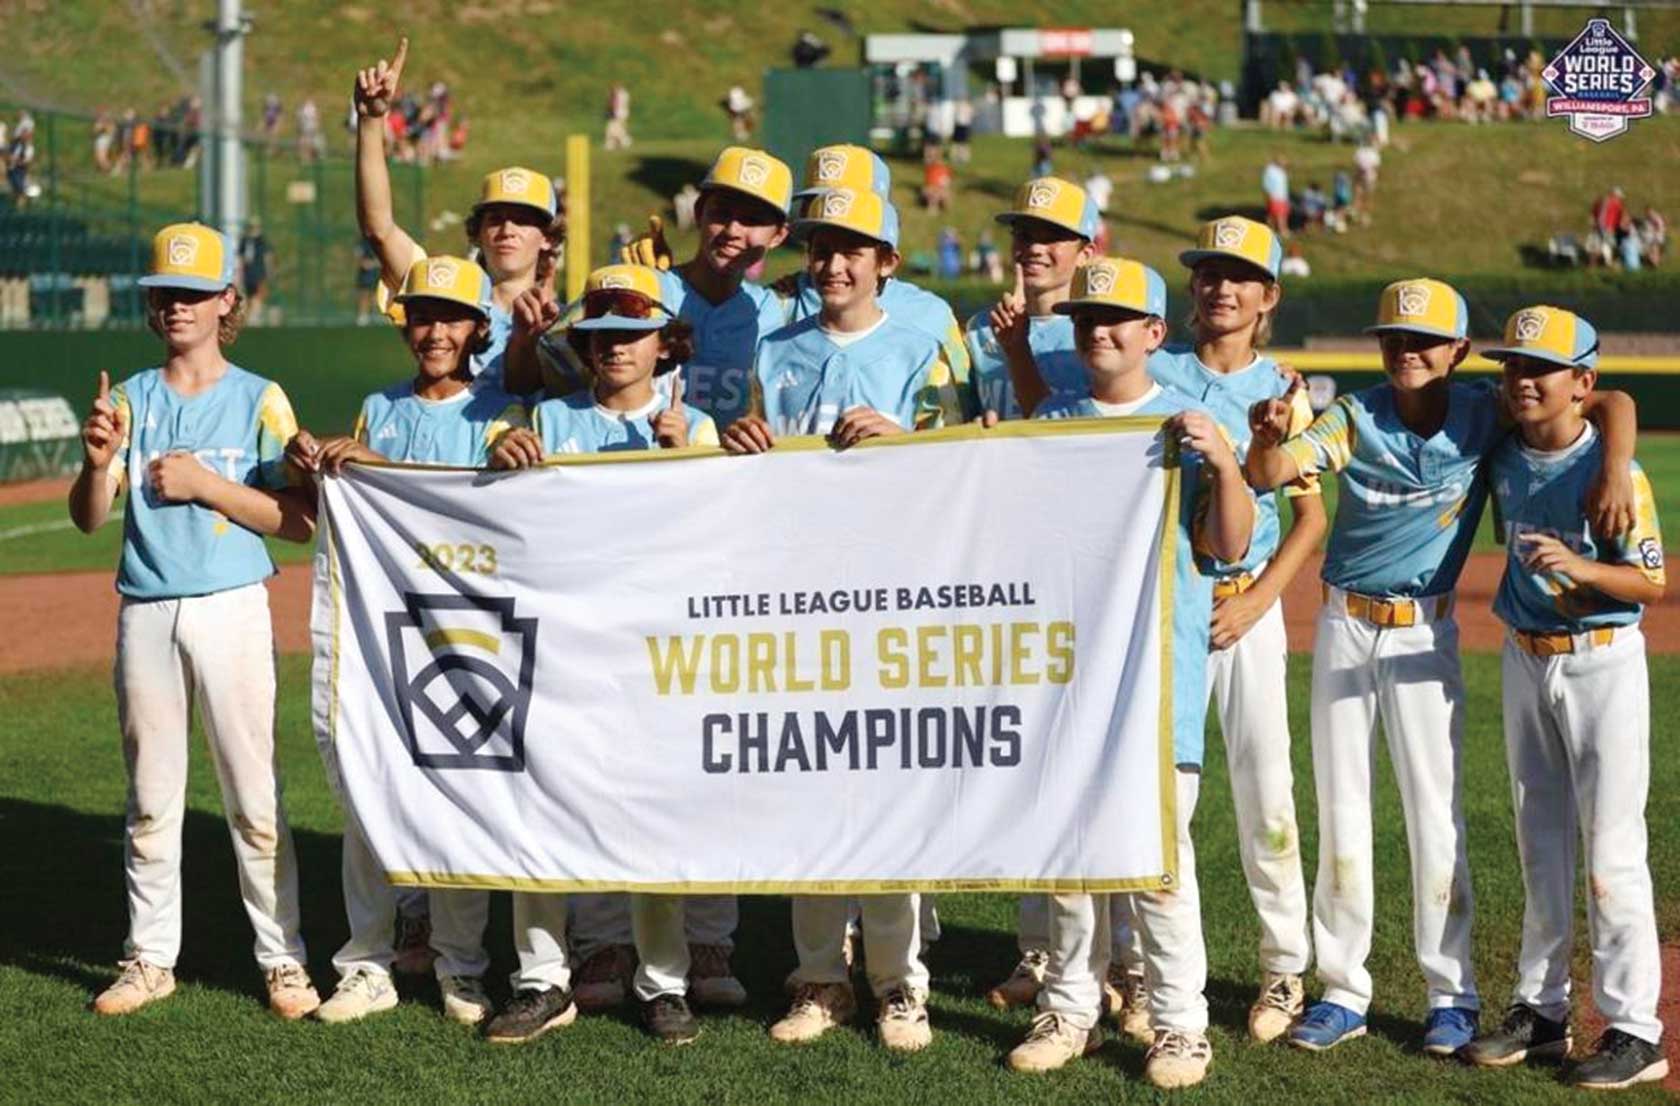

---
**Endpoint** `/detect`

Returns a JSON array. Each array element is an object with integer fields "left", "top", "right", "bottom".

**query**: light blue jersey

[
  {"left": 1491, "top": 425, "right": 1665, "bottom": 632},
  {"left": 787, "top": 274, "right": 971, "bottom": 409},
  {"left": 965, "top": 312, "right": 1087, "bottom": 420},
  {"left": 532, "top": 389, "right": 719, "bottom": 455},
  {"left": 110, "top": 365, "right": 298, "bottom": 600},
  {"left": 352, "top": 379, "right": 527, "bottom": 467},
  {"left": 1149, "top": 345, "right": 1318, "bottom": 577},
  {"left": 1283, "top": 378, "right": 1505, "bottom": 597},
  {"left": 751, "top": 313, "right": 959, "bottom": 437},
  {"left": 1036, "top": 386, "right": 1224, "bottom": 767},
  {"left": 657, "top": 269, "right": 788, "bottom": 430},
  {"left": 472, "top": 303, "right": 514, "bottom": 386}
]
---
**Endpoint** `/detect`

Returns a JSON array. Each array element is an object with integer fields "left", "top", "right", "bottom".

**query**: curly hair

[{"left": 465, "top": 207, "right": 567, "bottom": 280}]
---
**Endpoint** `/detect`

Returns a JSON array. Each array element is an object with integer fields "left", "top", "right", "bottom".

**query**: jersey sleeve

[
  {"left": 688, "top": 411, "right": 720, "bottom": 448},
  {"left": 910, "top": 346, "right": 963, "bottom": 431},
  {"left": 936, "top": 306, "right": 975, "bottom": 419},
  {"left": 482, "top": 401, "right": 530, "bottom": 460},
  {"left": 1281, "top": 395, "right": 1355, "bottom": 477},
  {"left": 255, "top": 382, "right": 301, "bottom": 489},
  {"left": 1610, "top": 464, "right": 1665, "bottom": 587},
  {"left": 351, "top": 397, "right": 373, "bottom": 445}
]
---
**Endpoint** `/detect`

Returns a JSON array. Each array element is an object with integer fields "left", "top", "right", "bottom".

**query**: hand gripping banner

[{"left": 310, "top": 420, "right": 1181, "bottom": 894}]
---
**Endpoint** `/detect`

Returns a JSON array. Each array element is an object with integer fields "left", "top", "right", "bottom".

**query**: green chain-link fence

[{"left": 0, "top": 101, "right": 423, "bottom": 328}]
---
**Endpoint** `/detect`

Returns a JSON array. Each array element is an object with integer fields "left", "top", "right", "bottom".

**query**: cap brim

[
  {"left": 393, "top": 292, "right": 491, "bottom": 320},
  {"left": 1479, "top": 345, "right": 1578, "bottom": 367},
  {"left": 471, "top": 199, "right": 555, "bottom": 221},
  {"left": 995, "top": 211, "right": 1088, "bottom": 239},
  {"left": 138, "top": 273, "right": 229, "bottom": 292},
  {"left": 1051, "top": 299, "right": 1156, "bottom": 318},
  {"left": 1177, "top": 248, "right": 1276, "bottom": 279},
  {"left": 792, "top": 217, "right": 895, "bottom": 250},
  {"left": 1364, "top": 322, "right": 1464, "bottom": 339},
  {"left": 571, "top": 314, "right": 668, "bottom": 331},
  {"left": 697, "top": 182, "right": 789, "bottom": 219}
]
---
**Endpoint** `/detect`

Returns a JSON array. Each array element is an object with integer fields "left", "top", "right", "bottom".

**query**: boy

[
  {"left": 70, "top": 222, "right": 319, "bottom": 1020},
  {"left": 1246, "top": 280, "right": 1638, "bottom": 1056},
  {"left": 1008, "top": 257, "right": 1254, "bottom": 1090},
  {"left": 288, "top": 255, "right": 524, "bottom": 1030},
  {"left": 1462, "top": 306, "right": 1667, "bottom": 1091}
]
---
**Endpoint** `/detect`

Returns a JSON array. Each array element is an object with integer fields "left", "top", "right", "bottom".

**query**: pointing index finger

[
  {"left": 97, "top": 370, "right": 110, "bottom": 401},
  {"left": 669, "top": 372, "right": 684, "bottom": 412},
  {"left": 389, "top": 35, "right": 409, "bottom": 81},
  {"left": 1012, "top": 262, "right": 1026, "bottom": 301}
]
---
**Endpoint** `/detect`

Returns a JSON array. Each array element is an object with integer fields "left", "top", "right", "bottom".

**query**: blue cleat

[
  {"left": 1288, "top": 1001, "right": 1368, "bottom": 1052},
  {"left": 1422, "top": 1006, "right": 1479, "bottom": 1056}
]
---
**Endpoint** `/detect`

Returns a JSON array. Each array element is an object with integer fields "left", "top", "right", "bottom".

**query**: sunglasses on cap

[{"left": 582, "top": 289, "right": 668, "bottom": 321}]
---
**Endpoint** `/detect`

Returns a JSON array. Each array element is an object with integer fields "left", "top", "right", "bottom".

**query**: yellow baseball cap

[
  {"left": 792, "top": 188, "right": 900, "bottom": 249},
  {"left": 1365, "top": 277, "right": 1469, "bottom": 339},
  {"left": 472, "top": 166, "right": 556, "bottom": 220},
  {"left": 1178, "top": 216, "right": 1283, "bottom": 279},
  {"left": 138, "top": 222, "right": 236, "bottom": 292},
  {"left": 795, "top": 144, "right": 892, "bottom": 200},
  {"left": 393, "top": 255, "right": 493, "bottom": 320},
  {"left": 995, "top": 177, "right": 1100, "bottom": 240},
  {"left": 572, "top": 264, "right": 677, "bottom": 332},
  {"left": 699, "top": 146, "right": 793, "bottom": 217},
  {"left": 1052, "top": 257, "right": 1168, "bottom": 318},
  {"left": 1482, "top": 305, "right": 1599, "bottom": 369}
]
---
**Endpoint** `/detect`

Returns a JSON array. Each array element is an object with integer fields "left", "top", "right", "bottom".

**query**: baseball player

[
  {"left": 491, "top": 263, "right": 716, "bottom": 1045},
  {"left": 965, "top": 177, "right": 1099, "bottom": 421},
  {"left": 1147, "top": 215, "right": 1322, "bottom": 1043},
  {"left": 287, "top": 256, "right": 525, "bottom": 1029},
  {"left": 1245, "top": 280, "right": 1640, "bottom": 1056},
  {"left": 722, "top": 189, "right": 952, "bottom": 1053},
  {"left": 772, "top": 144, "right": 972, "bottom": 412},
  {"left": 70, "top": 222, "right": 319, "bottom": 1020},
  {"left": 1009, "top": 257, "right": 1254, "bottom": 1091},
  {"left": 353, "top": 36, "right": 561, "bottom": 385},
  {"left": 1461, "top": 306, "right": 1667, "bottom": 1091}
]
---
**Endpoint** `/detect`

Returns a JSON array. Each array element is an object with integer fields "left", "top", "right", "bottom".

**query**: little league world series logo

[
  {"left": 1543, "top": 19, "right": 1656, "bottom": 141},
  {"left": 386, "top": 593, "right": 537, "bottom": 772},
  {"left": 1396, "top": 282, "right": 1432, "bottom": 318}
]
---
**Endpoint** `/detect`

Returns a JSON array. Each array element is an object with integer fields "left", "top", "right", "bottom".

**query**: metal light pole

[{"left": 209, "top": 0, "right": 247, "bottom": 242}]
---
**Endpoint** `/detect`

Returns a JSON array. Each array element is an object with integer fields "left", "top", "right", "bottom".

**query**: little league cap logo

[
  {"left": 739, "top": 154, "right": 771, "bottom": 188},
  {"left": 499, "top": 169, "right": 530, "bottom": 195},
  {"left": 1213, "top": 219, "right": 1248, "bottom": 250},
  {"left": 820, "top": 190, "right": 855, "bottom": 218},
  {"left": 1084, "top": 263, "right": 1118, "bottom": 296},
  {"left": 1542, "top": 19, "right": 1656, "bottom": 141},
  {"left": 386, "top": 593, "right": 536, "bottom": 772},
  {"left": 424, "top": 259, "right": 457, "bottom": 290},
  {"left": 598, "top": 272, "right": 633, "bottom": 290},
  {"left": 1027, "top": 180, "right": 1061, "bottom": 209},
  {"left": 1513, "top": 308, "right": 1549, "bottom": 341},
  {"left": 166, "top": 233, "right": 200, "bottom": 268},
  {"left": 1396, "top": 281, "right": 1432, "bottom": 318},
  {"left": 815, "top": 150, "right": 848, "bottom": 182}
]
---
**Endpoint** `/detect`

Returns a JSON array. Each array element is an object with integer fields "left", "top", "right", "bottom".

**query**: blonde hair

[{"left": 1184, "top": 276, "right": 1281, "bottom": 350}]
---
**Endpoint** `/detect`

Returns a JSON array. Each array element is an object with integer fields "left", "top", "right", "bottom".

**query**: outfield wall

[{"left": 3, "top": 328, "right": 1677, "bottom": 434}]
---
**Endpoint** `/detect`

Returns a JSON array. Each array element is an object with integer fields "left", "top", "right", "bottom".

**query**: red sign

[{"left": 1039, "top": 28, "right": 1094, "bottom": 57}]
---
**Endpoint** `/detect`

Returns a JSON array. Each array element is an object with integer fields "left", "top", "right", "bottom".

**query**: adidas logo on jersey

[
  {"left": 375, "top": 424, "right": 399, "bottom": 440},
  {"left": 1513, "top": 309, "right": 1548, "bottom": 341},
  {"left": 1396, "top": 282, "right": 1431, "bottom": 318}
]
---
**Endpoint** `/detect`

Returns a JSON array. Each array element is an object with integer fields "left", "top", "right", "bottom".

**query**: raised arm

[{"left": 354, "top": 36, "right": 423, "bottom": 289}]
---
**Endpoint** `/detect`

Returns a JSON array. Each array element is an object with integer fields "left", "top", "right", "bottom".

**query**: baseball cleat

[
  {"left": 483, "top": 985, "right": 578, "bottom": 1044},
  {"left": 1288, "top": 1001, "right": 1367, "bottom": 1051},
  {"left": 1145, "top": 1028, "right": 1213, "bottom": 1089},
  {"left": 92, "top": 959, "right": 176, "bottom": 1016},
  {"left": 315, "top": 968, "right": 398, "bottom": 1024},
  {"left": 439, "top": 974, "right": 492, "bottom": 1026},
  {"left": 1119, "top": 971, "right": 1153, "bottom": 1044},
  {"left": 1460, "top": 1004, "right": 1571, "bottom": 1067},
  {"left": 1248, "top": 971, "right": 1305, "bottom": 1043},
  {"left": 572, "top": 944, "right": 634, "bottom": 1011},
  {"left": 687, "top": 943, "right": 747, "bottom": 1008},
  {"left": 1008, "top": 1011, "right": 1104, "bottom": 1073},
  {"left": 1422, "top": 1006, "right": 1479, "bottom": 1056},
  {"left": 1566, "top": 1029, "right": 1669, "bottom": 1090},
  {"left": 986, "top": 948, "right": 1048, "bottom": 1009},
  {"left": 264, "top": 963, "right": 321, "bottom": 1020},
  {"left": 641, "top": 993, "right": 701, "bottom": 1045},
  {"left": 876, "top": 987, "right": 932, "bottom": 1053},
  {"left": 770, "top": 981, "right": 857, "bottom": 1044}
]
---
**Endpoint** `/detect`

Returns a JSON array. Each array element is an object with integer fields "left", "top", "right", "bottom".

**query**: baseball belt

[
  {"left": 1512, "top": 626, "right": 1617, "bottom": 657},
  {"left": 1213, "top": 573, "right": 1255, "bottom": 600},
  {"left": 1328, "top": 585, "right": 1452, "bottom": 629}
]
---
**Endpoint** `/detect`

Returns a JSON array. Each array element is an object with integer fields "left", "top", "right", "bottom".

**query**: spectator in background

[
  {"left": 1261, "top": 154, "right": 1290, "bottom": 235},
  {"left": 1329, "top": 170, "right": 1353, "bottom": 233},
  {"left": 1463, "top": 69, "right": 1497, "bottom": 123},
  {"left": 262, "top": 92, "right": 283, "bottom": 155},
  {"left": 921, "top": 154, "right": 952, "bottom": 213},
  {"left": 442, "top": 115, "right": 469, "bottom": 161},
  {"left": 951, "top": 98, "right": 974, "bottom": 164},
  {"left": 6, "top": 115, "right": 36, "bottom": 208},
  {"left": 297, "top": 97, "right": 324, "bottom": 162},
  {"left": 974, "top": 228, "right": 1003, "bottom": 283},
  {"left": 1187, "top": 95, "right": 1212, "bottom": 159},
  {"left": 1084, "top": 167, "right": 1113, "bottom": 215},
  {"left": 791, "top": 29, "right": 830, "bottom": 68},
  {"left": 608, "top": 221, "right": 634, "bottom": 261},
  {"left": 604, "top": 82, "right": 632, "bottom": 150},
  {"left": 1619, "top": 217, "right": 1644, "bottom": 271},
  {"left": 1353, "top": 138, "right": 1380, "bottom": 224},
  {"left": 1031, "top": 137, "right": 1052, "bottom": 179},
  {"left": 129, "top": 110, "right": 152, "bottom": 171},
  {"left": 92, "top": 111, "right": 116, "bottom": 173},
  {"left": 1299, "top": 181, "right": 1327, "bottom": 231},
  {"left": 177, "top": 96, "right": 203, "bottom": 169},
  {"left": 672, "top": 182, "right": 700, "bottom": 230},
  {"left": 238, "top": 218, "right": 275, "bottom": 325},
  {"left": 1641, "top": 206, "right": 1667, "bottom": 267},
  {"left": 938, "top": 228, "right": 963, "bottom": 279},
  {"left": 1280, "top": 240, "right": 1311, "bottom": 277},
  {"left": 1261, "top": 80, "right": 1299, "bottom": 128},
  {"left": 722, "top": 85, "right": 754, "bottom": 141},
  {"left": 1593, "top": 186, "right": 1626, "bottom": 242},
  {"left": 1061, "top": 73, "right": 1082, "bottom": 115}
]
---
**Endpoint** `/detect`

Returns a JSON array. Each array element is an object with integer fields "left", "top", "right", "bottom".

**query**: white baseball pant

[
  {"left": 1038, "top": 769, "right": 1207, "bottom": 1033},
  {"left": 1309, "top": 589, "right": 1478, "bottom": 1016},
  {"left": 511, "top": 892, "right": 572, "bottom": 992},
  {"left": 572, "top": 894, "right": 736, "bottom": 959},
  {"left": 1502, "top": 626, "right": 1662, "bottom": 1043},
  {"left": 1207, "top": 596, "right": 1311, "bottom": 975},
  {"left": 791, "top": 894, "right": 929, "bottom": 1000},
  {"left": 115, "top": 583, "right": 306, "bottom": 971},
  {"left": 1018, "top": 894, "right": 1138, "bottom": 963}
]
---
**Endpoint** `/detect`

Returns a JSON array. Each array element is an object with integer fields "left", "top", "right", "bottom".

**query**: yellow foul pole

[{"left": 564, "top": 134, "right": 590, "bottom": 302}]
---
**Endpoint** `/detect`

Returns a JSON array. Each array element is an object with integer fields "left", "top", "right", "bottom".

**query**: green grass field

[
  {"left": 0, "top": 653, "right": 1674, "bottom": 1103},
  {"left": 7, "top": 432, "right": 1677, "bottom": 579}
]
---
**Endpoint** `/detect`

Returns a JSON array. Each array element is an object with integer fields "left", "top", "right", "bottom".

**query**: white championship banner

[{"left": 310, "top": 420, "right": 1183, "bottom": 894}]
